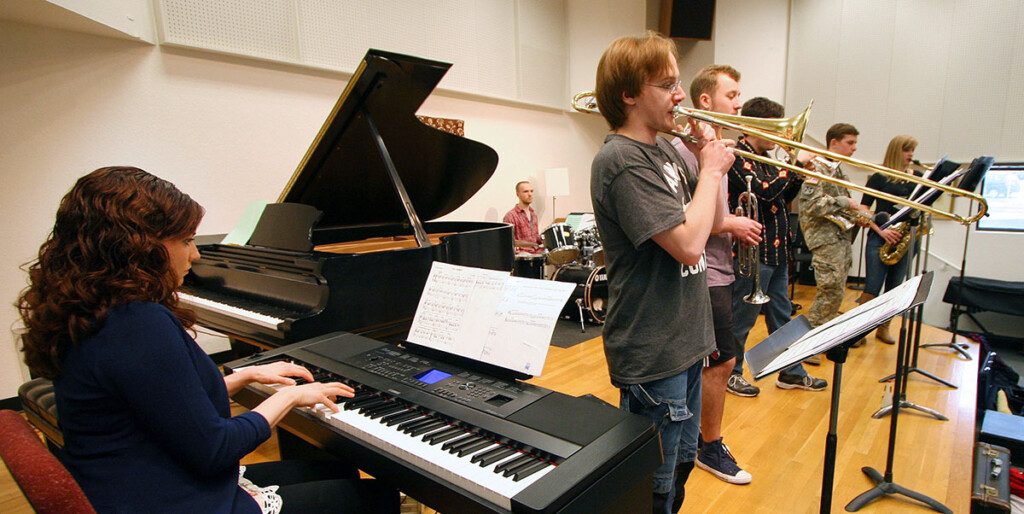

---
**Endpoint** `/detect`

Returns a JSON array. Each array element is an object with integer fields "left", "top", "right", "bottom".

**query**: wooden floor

[
  {"left": 526, "top": 284, "right": 978, "bottom": 514},
  {"left": 0, "top": 284, "right": 978, "bottom": 513}
]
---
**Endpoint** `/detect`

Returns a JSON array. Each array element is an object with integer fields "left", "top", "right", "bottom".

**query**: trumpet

[
  {"left": 571, "top": 91, "right": 988, "bottom": 224},
  {"left": 735, "top": 175, "right": 769, "bottom": 305}
]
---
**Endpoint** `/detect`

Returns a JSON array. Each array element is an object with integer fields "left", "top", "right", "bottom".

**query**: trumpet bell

[{"left": 744, "top": 290, "right": 770, "bottom": 305}]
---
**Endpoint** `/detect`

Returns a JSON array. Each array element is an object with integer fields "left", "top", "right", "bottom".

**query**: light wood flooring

[{"left": 0, "top": 283, "right": 979, "bottom": 513}]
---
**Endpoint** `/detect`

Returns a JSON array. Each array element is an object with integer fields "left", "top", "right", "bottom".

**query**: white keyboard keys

[{"left": 179, "top": 292, "right": 283, "bottom": 330}]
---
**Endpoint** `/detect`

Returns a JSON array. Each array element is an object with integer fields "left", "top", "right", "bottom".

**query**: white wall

[
  {"left": 786, "top": 0, "right": 1024, "bottom": 333},
  {"left": 0, "top": 4, "right": 640, "bottom": 399}
]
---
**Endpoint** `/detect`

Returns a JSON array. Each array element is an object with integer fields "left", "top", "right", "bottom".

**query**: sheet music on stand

[
  {"left": 749, "top": 272, "right": 933, "bottom": 380},
  {"left": 883, "top": 157, "right": 961, "bottom": 228},
  {"left": 407, "top": 262, "right": 575, "bottom": 377}
]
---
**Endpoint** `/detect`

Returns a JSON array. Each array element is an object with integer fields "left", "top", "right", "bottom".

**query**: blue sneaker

[{"left": 696, "top": 438, "right": 752, "bottom": 485}]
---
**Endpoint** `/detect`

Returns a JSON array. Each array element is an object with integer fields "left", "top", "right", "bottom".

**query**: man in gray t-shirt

[{"left": 590, "top": 32, "right": 734, "bottom": 514}]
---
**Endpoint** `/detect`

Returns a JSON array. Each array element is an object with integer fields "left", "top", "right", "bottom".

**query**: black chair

[{"left": 18, "top": 377, "right": 62, "bottom": 453}]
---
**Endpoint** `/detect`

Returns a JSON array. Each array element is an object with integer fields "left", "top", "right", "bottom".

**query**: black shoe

[
  {"left": 776, "top": 373, "right": 828, "bottom": 391},
  {"left": 726, "top": 374, "right": 760, "bottom": 397}
]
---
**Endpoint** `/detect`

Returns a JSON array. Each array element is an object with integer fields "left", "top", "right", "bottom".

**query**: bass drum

[{"left": 552, "top": 265, "right": 608, "bottom": 324}]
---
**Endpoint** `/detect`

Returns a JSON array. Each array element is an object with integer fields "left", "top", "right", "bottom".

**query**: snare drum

[
  {"left": 551, "top": 265, "right": 607, "bottom": 324},
  {"left": 542, "top": 223, "right": 580, "bottom": 265},
  {"left": 512, "top": 254, "right": 546, "bottom": 279}
]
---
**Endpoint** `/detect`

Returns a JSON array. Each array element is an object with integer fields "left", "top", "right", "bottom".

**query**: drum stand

[
  {"left": 873, "top": 222, "right": 950, "bottom": 420},
  {"left": 573, "top": 298, "right": 586, "bottom": 333}
]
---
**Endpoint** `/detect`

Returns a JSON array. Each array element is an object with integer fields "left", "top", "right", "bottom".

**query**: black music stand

[
  {"left": 872, "top": 219, "right": 953, "bottom": 421},
  {"left": 921, "top": 156, "right": 993, "bottom": 358},
  {"left": 746, "top": 273, "right": 933, "bottom": 514}
]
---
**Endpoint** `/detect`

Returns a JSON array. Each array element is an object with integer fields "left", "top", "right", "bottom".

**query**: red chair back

[{"left": 0, "top": 409, "right": 95, "bottom": 514}]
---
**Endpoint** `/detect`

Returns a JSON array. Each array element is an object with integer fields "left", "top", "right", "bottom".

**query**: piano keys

[
  {"left": 182, "top": 49, "right": 515, "bottom": 348},
  {"left": 226, "top": 332, "right": 660, "bottom": 513}
]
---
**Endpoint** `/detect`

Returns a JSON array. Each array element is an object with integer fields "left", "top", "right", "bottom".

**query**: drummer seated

[{"left": 503, "top": 181, "right": 544, "bottom": 255}]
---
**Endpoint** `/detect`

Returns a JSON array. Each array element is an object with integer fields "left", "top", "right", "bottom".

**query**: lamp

[{"left": 545, "top": 168, "right": 570, "bottom": 220}]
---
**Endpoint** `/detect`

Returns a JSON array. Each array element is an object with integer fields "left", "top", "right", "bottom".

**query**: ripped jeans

[{"left": 619, "top": 362, "right": 703, "bottom": 514}]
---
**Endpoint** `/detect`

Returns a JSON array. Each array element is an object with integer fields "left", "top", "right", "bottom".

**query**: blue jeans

[
  {"left": 731, "top": 260, "right": 808, "bottom": 378},
  {"left": 864, "top": 231, "right": 912, "bottom": 297},
  {"left": 620, "top": 362, "right": 702, "bottom": 514}
]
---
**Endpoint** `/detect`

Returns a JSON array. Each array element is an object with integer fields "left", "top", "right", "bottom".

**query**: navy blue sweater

[{"left": 54, "top": 302, "right": 271, "bottom": 513}]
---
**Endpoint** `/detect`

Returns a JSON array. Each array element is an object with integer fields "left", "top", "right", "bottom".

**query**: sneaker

[
  {"left": 776, "top": 373, "right": 828, "bottom": 391},
  {"left": 696, "top": 438, "right": 752, "bottom": 485},
  {"left": 804, "top": 354, "right": 822, "bottom": 365},
  {"left": 726, "top": 373, "right": 760, "bottom": 397}
]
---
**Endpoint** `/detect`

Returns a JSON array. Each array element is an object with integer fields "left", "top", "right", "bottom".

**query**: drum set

[{"left": 512, "top": 221, "right": 607, "bottom": 326}]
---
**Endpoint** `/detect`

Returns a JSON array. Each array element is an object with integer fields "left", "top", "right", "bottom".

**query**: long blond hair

[{"left": 882, "top": 134, "right": 918, "bottom": 171}]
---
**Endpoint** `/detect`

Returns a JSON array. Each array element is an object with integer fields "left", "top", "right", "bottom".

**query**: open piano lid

[{"left": 278, "top": 49, "right": 499, "bottom": 231}]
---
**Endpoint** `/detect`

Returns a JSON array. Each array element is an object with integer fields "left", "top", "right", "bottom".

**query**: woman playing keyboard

[{"left": 17, "top": 167, "right": 399, "bottom": 513}]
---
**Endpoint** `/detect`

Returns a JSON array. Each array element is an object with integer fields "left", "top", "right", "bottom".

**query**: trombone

[{"left": 571, "top": 91, "right": 988, "bottom": 225}]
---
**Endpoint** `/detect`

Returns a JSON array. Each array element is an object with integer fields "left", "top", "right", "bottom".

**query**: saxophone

[
  {"left": 825, "top": 209, "right": 873, "bottom": 231},
  {"left": 878, "top": 222, "right": 913, "bottom": 265}
]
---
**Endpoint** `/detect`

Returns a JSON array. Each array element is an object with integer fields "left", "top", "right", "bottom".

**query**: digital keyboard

[{"left": 226, "top": 332, "right": 660, "bottom": 513}]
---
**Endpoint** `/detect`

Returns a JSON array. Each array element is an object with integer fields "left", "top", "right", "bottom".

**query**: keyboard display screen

[{"left": 414, "top": 368, "right": 452, "bottom": 385}]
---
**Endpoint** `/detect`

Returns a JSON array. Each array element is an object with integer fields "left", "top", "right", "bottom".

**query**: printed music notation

[{"left": 407, "top": 262, "right": 574, "bottom": 377}]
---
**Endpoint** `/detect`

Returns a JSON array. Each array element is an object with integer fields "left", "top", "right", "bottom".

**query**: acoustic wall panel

[
  {"left": 787, "top": 0, "right": 1024, "bottom": 163},
  {"left": 517, "top": 0, "right": 567, "bottom": 107},
  {"left": 157, "top": 0, "right": 299, "bottom": 62},
  {"left": 886, "top": 0, "right": 954, "bottom": 156},
  {"left": 999, "top": 9, "right": 1024, "bottom": 160},
  {"left": 785, "top": 0, "right": 842, "bottom": 144},
  {"left": 155, "top": 0, "right": 562, "bottom": 109},
  {"left": 938, "top": 0, "right": 1021, "bottom": 159}
]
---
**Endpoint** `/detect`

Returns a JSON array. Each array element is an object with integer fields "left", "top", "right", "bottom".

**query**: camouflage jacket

[{"left": 798, "top": 160, "right": 855, "bottom": 251}]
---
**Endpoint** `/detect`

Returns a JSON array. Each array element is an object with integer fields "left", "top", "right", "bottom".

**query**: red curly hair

[{"left": 17, "top": 167, "right": 205, "bottom": 379}]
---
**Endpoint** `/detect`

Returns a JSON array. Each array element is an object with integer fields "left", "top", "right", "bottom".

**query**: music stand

[
  {"left": 873, "top": 219, "right": 950, "bottom": 420},
  {"left": 746, "top": 273, "right": 934, "bottom": 514},
  {"left": 921, "top": 156, "right": 993, "bottom": 357}
]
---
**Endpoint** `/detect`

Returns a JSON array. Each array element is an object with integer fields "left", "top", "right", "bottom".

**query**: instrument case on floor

[{"left": 972, "top": 442, "right": 1011, "bottom": 513}]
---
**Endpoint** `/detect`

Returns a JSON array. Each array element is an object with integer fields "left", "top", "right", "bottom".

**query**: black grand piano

[{"left": 180, "top": 49, "right": 514, "bottom": 348}]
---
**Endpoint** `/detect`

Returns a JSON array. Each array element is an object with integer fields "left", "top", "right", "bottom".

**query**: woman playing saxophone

[{"left": 857, "top": 135, "right": 921, "bottom": 344}]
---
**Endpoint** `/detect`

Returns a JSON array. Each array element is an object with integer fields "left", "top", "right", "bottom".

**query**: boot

[
  {"left": 875, "top": 320, "right": 896, "bottom": 344},
  {"left": 857, "top": 292, "right": 877, "bottom": 304}
]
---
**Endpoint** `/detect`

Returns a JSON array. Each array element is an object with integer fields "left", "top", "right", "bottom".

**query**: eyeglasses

[{"left": 645, "top": 80, "right": 683, "bottom": 93}]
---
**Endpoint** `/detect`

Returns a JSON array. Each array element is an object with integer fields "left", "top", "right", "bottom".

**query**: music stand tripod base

[
  {"left": 845, "top": 466, "right": 951, "bottom": 513},
  {"left": 920, "top": 340, "right": 972, "bottom": 360}
]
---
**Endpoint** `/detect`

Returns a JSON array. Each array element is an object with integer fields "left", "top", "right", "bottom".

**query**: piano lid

[{"left": 278, "top": 49, "right": 499, "bottom": 230}]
